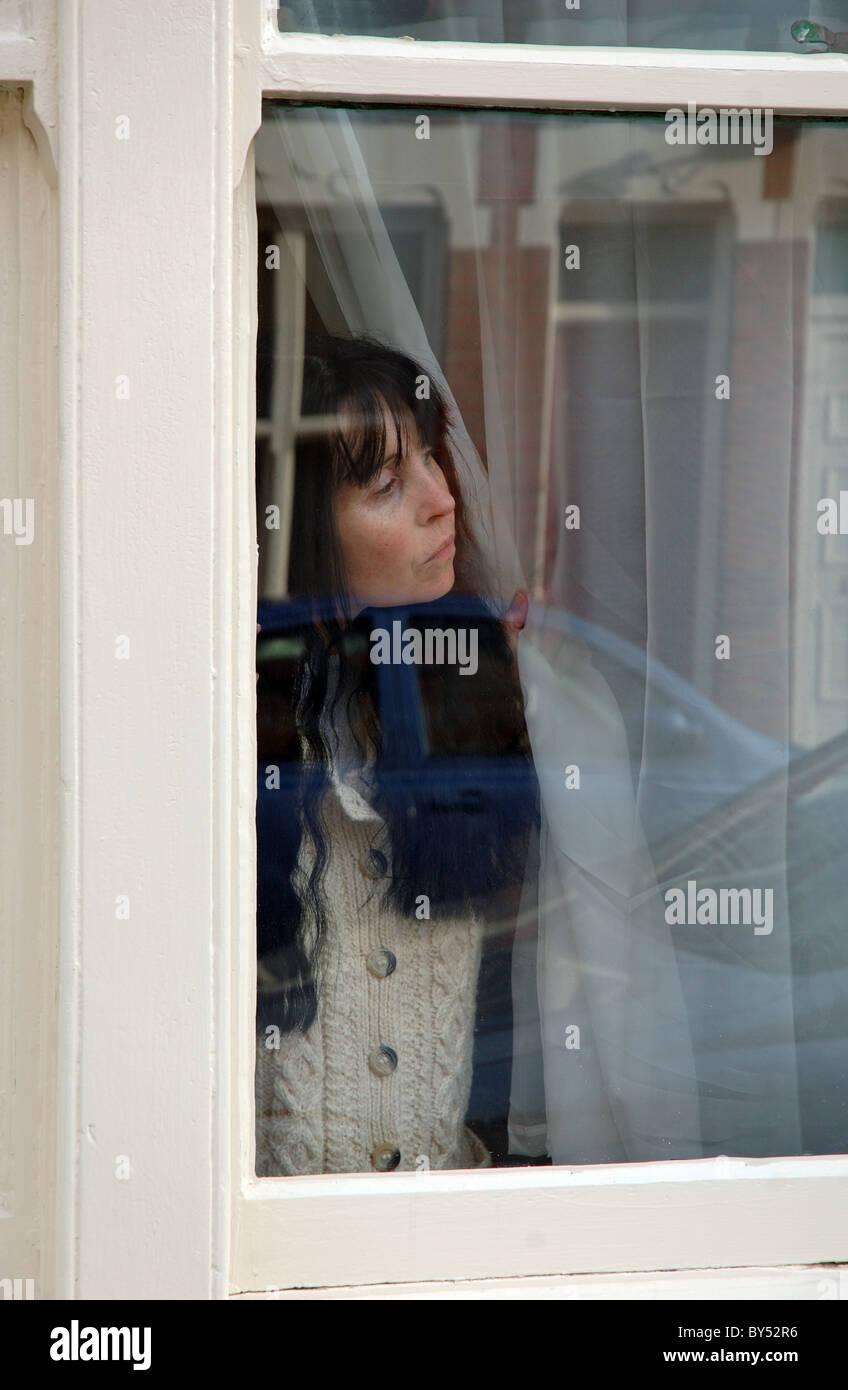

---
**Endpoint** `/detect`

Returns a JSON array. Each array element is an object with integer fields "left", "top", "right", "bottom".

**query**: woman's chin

[
  {"left": 423, "top": 562, "right": 455, "bottom": 602},
  {"left": 362, "top": 563, "right": 455, "bottom": 608}
]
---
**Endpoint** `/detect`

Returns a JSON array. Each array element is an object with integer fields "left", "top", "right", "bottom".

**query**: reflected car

[{"left": 255, "top": 597, "right": 848, "bottom": 1159}]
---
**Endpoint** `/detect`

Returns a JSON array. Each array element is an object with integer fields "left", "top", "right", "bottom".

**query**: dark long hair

[{"left": 257, "top": 332, "right": 539, "bottom": 1034}]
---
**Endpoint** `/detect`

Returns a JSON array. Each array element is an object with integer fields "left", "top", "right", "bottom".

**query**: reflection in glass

[
  {"left": 255, "top": 102, "right": 848, "bottom": 1174},
  {"left": 276, "top": 1, "right": 846, "bottom": 55}
]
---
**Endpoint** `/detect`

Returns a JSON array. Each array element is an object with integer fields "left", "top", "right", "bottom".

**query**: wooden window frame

[{"left": 2, "top": 0, "right": 847, "bottom": 1297}]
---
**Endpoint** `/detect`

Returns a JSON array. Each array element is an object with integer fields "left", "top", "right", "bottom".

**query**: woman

[{"left": 254, "top": 331, "right": 539, "bottom": 1175}]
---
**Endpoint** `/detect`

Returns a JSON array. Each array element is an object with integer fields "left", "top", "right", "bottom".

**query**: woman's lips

[{"left": 425, "top": 534, "right": 456, "bottom": 564}]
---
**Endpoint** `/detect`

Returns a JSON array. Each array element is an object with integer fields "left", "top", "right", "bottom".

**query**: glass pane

[
  {"left": 277, "top": 1, "right": 848, "bottom": 54},
  {"left": 254, "top": 101, "right": 848, "bottom": 1175}
]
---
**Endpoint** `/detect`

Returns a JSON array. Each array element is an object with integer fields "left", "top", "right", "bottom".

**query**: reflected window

[{"left": 277, "top": 1, "right": 845, "bottom": 54}]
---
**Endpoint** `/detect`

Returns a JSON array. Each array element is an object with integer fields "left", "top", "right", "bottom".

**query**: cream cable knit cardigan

[{"left": 254, "top": 695, "right": 491, "bottom": 1176}]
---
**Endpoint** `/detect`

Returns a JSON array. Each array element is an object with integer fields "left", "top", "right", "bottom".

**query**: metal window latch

[{"left": 792, "top": 20, "right": 848, "bottom": 52}]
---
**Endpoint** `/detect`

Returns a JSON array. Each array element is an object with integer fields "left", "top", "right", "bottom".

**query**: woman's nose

[{"left": 419, "top": 460, "right": 454, "bottom": 519}]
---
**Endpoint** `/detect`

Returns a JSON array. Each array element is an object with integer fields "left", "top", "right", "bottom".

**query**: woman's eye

[{"left": 374, "top": 475, "right": 397, "bottom": 498}]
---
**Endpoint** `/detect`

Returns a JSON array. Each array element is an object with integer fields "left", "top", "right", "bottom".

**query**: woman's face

[{"left": 334, "top": 400, "right": 457, "bottom": 609}]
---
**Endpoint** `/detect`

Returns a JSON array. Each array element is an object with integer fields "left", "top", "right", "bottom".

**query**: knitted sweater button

[
  {"left": 359, "top": 847, "right": 388, "bottom": 880},
  {"left": 366, "top": 947, "right": 396, "bottom": 979},
  {"left": 368, "top": 1044, "right": 398, "bottom": 1077},
  {"left": 371, "top": 1143, "right": 401, "bottom": 1171}
]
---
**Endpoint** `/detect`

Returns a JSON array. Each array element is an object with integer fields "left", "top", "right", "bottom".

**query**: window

[
  {"left": 276, "top": 1, "right": 847, "bottom": 55},
  {"left": 253, "top": 97, "right": 848, "bottom": 1187},
  {"left": 33, "top": 0, "right": 848, "bottom": 1297},
  {"left": 230, "top": 14, "right": 848, "bottom": 1291}
]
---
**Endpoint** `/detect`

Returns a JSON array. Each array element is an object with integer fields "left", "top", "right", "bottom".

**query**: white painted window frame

[
  {"left": 4, "top": 0, "right": 848, "bottom": 1299},
  {"left": 237, "top": 9, "right": 848, "bottom": 1295}
]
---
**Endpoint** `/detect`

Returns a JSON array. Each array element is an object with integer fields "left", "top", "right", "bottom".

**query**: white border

[
  {"left": 235, "top": 1263, "right": 848, "bottom": 1301},
  {"left": 233, "top": 1156, "right": 848, "bottom": 1291}
]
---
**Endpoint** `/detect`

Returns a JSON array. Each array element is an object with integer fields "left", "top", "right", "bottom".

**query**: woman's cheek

[{"left": 372, "top": 520, "right": 409, "bottom": 579}]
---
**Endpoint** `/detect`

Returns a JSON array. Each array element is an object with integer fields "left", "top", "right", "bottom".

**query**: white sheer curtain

[
  {"left": 632, "top": 197, "right": 800, "bottom": 1158},
  {"left": 257, "top": 102, "right": 812, "bottom": 1164}
]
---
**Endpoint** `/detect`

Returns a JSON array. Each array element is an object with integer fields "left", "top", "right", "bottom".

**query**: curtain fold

[{"left": 631, "top": 191, "right": 800, "bottom": 1158}]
